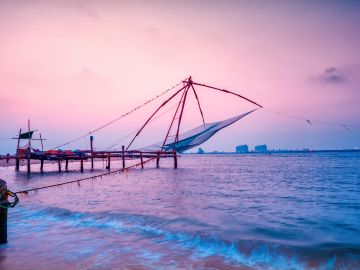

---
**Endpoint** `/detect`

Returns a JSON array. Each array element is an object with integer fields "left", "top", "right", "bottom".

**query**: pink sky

[{"left": 0, "top": 0, "right": 359, "bottom": 153}]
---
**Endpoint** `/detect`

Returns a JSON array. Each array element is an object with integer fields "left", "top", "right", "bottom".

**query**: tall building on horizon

[
  {"left": 236, "top": 145, "right": 249, "bottom": 153},
  {"left": 255, "top": 144, "right": 268, "bottom": 152}
]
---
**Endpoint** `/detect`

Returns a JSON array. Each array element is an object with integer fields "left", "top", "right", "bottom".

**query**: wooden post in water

[
  {"left": 90, "top": 136, "right": 94, "bottom": 170},
  {"left": 65, "top": 159, "right": 69, "bottom": 171},
  {"left": 173, "top": 150, "right": 177, "bottom": 169},
  {"left": 156, "top": 151, "right": 160, "bottom": 168},
  {"left": 15, "top": 129, "right": 21, "bottom": 172},
  {"left": 39, "top": 133, "right": 44, "bottom": 152},
  {"left": 27, "top": 119, "right": 31, "bottom": 174},
  {"left": 140, "top": 152, "right": 144, "bottom": 169},
  {"left": 6, "top": 154, "right": 9, "bottom": 163},
  {"left": 40, "top": 158, "right": 44, "bottom": 173},
  {"left": 0, "top": 179, "right": 8, "bottom": 244},
  {"left": 107, "top": 153, "right": 111, "bottom": 170},
  {"left": 80, "top": 157, "right": 84, "bottom": 172},
  {"left": 122, "top": 145, "right": 125, "bottom": 169},
  {"left": 58, "top": 159, "right": 61, "bottom": 172}
]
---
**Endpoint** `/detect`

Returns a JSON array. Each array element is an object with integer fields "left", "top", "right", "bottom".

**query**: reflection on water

[{"left": 0, "top": 153, "right": 360, "bottom": 269}]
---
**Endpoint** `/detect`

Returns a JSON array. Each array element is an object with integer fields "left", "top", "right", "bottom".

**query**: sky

[{"left": 0, "top": 0, "right": 359, "bottom": 153}]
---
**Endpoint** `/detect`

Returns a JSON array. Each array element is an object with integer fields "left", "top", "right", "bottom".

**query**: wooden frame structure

[{"left": 9, "top": 77, "right": 261, "bottom": 174}]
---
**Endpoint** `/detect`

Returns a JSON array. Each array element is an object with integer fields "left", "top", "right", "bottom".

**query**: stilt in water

[
  {"left": 65, "top": 159, "right": 69, "bottom": 171},
  {"left": 140, "top": 152, "right": 144, "bottom": 169},
  {"left": 156, "top": 151, "right": 160, "bottom": 168},
  {"left": 80, "top": 157, "right": 84, "bottom": 172},
  {"left": 173, "top": 150, "right": 177, "bottom": 169},
  {"left": 90, "top": 136, "right": 94, "bottom": 170},
  {"left": 40, "top": 159, "right": 44, "bottom": 173},
  {"left": 122, "top": 145, "right": 125, "bottom": 169},
  {"left": 58, "top": 159, "right": 61, "bottom": 172},
  {"left": 15, "top": 129, "right": 21, "bottom": 172},
  {"left": 107, "top": 154, "right": 111, "bottom": 170}
]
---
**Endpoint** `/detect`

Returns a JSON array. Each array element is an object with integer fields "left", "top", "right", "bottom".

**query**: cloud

[
  {"left": 315, "top": 67, "right": 347, "bottom": 84},
  {"left": 68, "top": 1, "right": 99, "bottom": 19}
]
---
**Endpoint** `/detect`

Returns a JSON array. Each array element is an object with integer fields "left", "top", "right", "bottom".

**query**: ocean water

[{"left": 0, "top": 153, "right": 359, "bottom": 269}]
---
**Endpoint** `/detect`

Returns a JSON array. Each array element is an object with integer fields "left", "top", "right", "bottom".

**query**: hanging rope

[
  {"left": 264, "top": 108, "right": 360, "bottom": 132},
  {"left": 14, "top": 156, "right": 158, "bottom": 198},
  {"left": 104, "top": 103, "right": 179, "bottom": 151},
  {"left": 49, "top": 82, "right": 182, "bottom": 150}
]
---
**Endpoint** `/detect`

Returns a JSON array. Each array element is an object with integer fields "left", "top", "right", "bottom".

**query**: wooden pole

[
  {"left": 122, "top": 145, "right": 125, "bottom": 169},
  {"left": 156, "top": 151, "right": 160, "bottom": 168},
  {"left": 107, "top": 153, "right": 111, "bottom": 170},
  {"left": 140, "top": 152, "right": 144, "bottom": 169},
  {"left": 0, "top": 179, "right": 8, "bottom": 244},
  {"left": 90, "top": 136, "right": 94, "bottom": 169},
  {"left": 126, "top": 84, "right": 188, "bottom": 150},
  {"left": 15, "top": 128, "right": 21, "bottom": 172},
  {"left": 6, "top": 154, "right": 9, "bottom": 163},
  {"left": 173, "top": 150, "right": 177, "bottom": 169},
  {"left": 58, "top": 159, "right": 61, "bottom": 172},
  {"left": 40, "top": 159, "right": 44, "bottom": 173},
  {"left": 40, "top": 133, "right": 44, "bottom": 152},
  {"left": 80, "top": 157, "right": 84, "bottom": 172},
  {"left": 65, "top": 159, "right": 69, "bottom": 171},
  {"left": 27, "top": 119, "right": 31, "bottom": 174}
]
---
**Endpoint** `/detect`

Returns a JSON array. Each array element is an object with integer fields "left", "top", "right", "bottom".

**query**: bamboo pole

[
  {"left": 15, "top": 129, "right": 21, "bottom": 172},
  {"left": 40, "top": 133, "right": 44, "bottom": 152},
  {"left": 27, "top": 119, "right": 31, "bottom": 174},
  {"left": 90, "top": 136, "right": 94, "bottom": 169},
  {"left": 192, "top": 81, "right": 262, "bottom": 108},
  {"left": 126, "top": 83, "right": 188, "bottom": 150}
]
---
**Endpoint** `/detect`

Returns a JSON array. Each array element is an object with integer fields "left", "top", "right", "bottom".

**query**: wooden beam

[{"left": 27, "top": 120, "right": 31, "bottom": 174}]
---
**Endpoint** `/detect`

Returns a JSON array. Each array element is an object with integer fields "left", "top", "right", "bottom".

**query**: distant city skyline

[{"left": 1, "top": 0, "right": 359, "bottom": 153}]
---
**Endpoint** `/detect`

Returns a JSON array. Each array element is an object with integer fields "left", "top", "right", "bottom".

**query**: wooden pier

[{"left": 2, "top": 147, "right": 178, "bottom": 174}]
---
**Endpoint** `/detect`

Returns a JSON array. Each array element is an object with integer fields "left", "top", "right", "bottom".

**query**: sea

[{"left": 0, "top": 152, "right": 359, "bottom": 270}]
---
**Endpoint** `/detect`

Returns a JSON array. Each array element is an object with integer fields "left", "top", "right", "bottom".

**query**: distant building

[
  {"left": 236, "top": 144, "right": 249, "bottom": 153},
  {"left": 197, "top": 147, "right": 205, "bottom": 154},
  {"left": 255, "top": 144, "right": 268, "bottom": 152}
]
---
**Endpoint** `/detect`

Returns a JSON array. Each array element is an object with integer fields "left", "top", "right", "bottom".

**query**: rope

[
  {"left": 104, "top": 103, "right": 179, "bottom": 151},
  {"left": 264, "top": 108, "right": 360, "bottom": 132},
  {"left": 0, "top": 191, "right": 19, "bottom": 209},
  {"left": 14, "top": 156, "right": 159, "bottom": 197},
  {"left": 50, "top": 82, "right": 182, "bottom": 150}
]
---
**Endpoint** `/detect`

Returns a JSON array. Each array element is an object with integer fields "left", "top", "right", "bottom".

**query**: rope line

[
  {"left": 264, "top": 108, "right": 360, "bottom": 131},
  {"left": 14, "top": 156, "right": 158, "bottom": 196},
  {"left": 104, "top": 103, "right": 179, "bottom": 151},
  {"left": 50, "top": 82, "right": 182, "bottom": 150}
]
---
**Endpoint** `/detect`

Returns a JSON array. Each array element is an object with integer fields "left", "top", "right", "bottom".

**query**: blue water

[{"left": 0, "top": 153, "right": 359, "bottom": 269}]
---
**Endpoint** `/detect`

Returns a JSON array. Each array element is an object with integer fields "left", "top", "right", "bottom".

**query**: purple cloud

[{"left": 316, "top": 67, "right": 347, "bottom": 84}]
